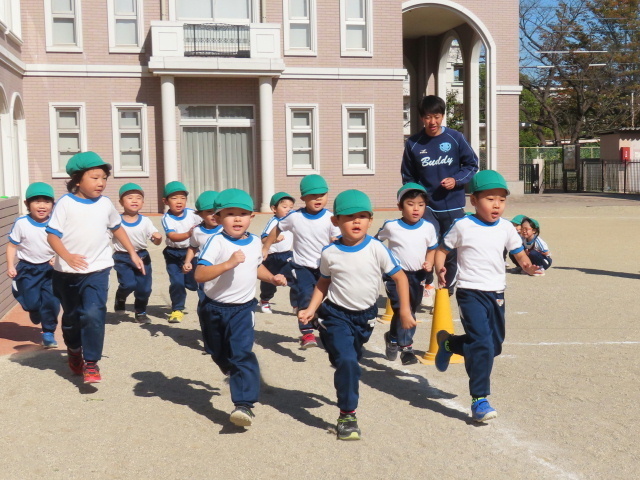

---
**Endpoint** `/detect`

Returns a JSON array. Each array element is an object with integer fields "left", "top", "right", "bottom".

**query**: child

[
  {"left": 46, "top": 152, "right": 144, "bottom": 383},
  {"left": 262, "top": 175, "right": 340, "bottom": 349},
  {"left": 520, "top": 217, "right": 552, "bottom": 274},
  {"left": 6, "top": 182, "right": 60, "bottom": 348},
  {"left": 258, "top": 192, "right": 295, "bottom": 314},
  {"left": 433, "top": 170, "right": 539, "bottom": 422},
  {"left": 510, "top": 214, "right": 526, "bottom": 234},
  {"left": 376, "top": 182, "right": 438, "bottom": 365},
  {"left": 298, "top": 189, "right": 413, "bottom": 441},
  {"left": 194, "top": 188, "right": 287, "bottom": 427},
  {"left": 161, "top": 181, "right": 201, "bottom": 323},
  {"left": 113, "top": 183, "right": 162, "bottom": 324}
]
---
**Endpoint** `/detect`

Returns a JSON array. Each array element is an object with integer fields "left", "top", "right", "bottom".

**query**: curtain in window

[
  {"left": 219, "top": 127, "right": 253, "bottom": 194},
  {"left": 181, "top": 127, "right": 218, "bottom": 201}
]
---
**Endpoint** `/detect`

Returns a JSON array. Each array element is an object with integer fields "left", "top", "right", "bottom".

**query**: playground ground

[{"left": 0, "top": 192, "right": 638, "bottom": 480}]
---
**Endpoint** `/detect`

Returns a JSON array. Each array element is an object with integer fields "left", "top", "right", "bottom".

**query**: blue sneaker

[
  {"left": 42, "top": 332, "right": 57, "bottom": 349},
  {"left": 435, "top": 330, "right": 453, "bottom": 372},
  {"left": 471, "top": 398, "right": 497, "bottom": 422}
]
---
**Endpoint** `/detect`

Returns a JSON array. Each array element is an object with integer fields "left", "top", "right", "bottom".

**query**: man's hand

[{"left": 440, "top": 177, "right": 456, "bottom": 190}]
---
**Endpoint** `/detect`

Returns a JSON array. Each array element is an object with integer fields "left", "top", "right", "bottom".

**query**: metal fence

[
  {"left": 184, "top": 24, "right": 250, "bottom": 57},
  {"left": 578, "top": 160, "right": 640, "bottom": 194},
  {"left": 519, "top": 146, "right": 600, "bottom": 165}
]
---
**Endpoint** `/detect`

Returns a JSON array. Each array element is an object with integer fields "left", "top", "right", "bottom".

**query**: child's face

[
  {"left": 272, "top": 199, "right": 294, "bottom": 218},
  {"left": 25, "top": 197, "right": 54, "bottom": 222},
  {"left": 399, "top": 196, "right": 426, "bottom": 224},
  {"left": 513, "top": 223, "right": 522, "bottom": 234},
  {"left": 163, "top": 192, "right": 188, "bottom": 214},
  {"left": 120, "top": 193, "right": 144, "bottom": 214},
  {"left": 520, "top": 221, "right": 536, "bottom": 241},
  {"left": 76, "top": 168, "right": 108, "bottom": 199},
  {"left": 198, "top": 208, "right": 218, "bottom": 229},
  {"left": 331, "top": 212, "right": 372, "bottom": 246},
  {"left": 216, "top": 207, "right": 254, "bottom": 238},
  {"left": 421, "top": 113, "right": 444, "bottom": 137},
  {"left": 301, "top": 193, "right": 327, "bottom": 214},
  {"left": 470, "top": 188, "right": 507, "bottom": 223}
]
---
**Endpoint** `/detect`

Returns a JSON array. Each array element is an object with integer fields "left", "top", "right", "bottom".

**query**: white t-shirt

[
  {"left": 198, "top": 231, "right": 263, "bottom": 304},
  {"left": 320, "top": 235, "right": 401, "bottom": 311},
  {"left": 376, "top": 218, "right": 438, "bottom": 272},
  {"left": 278, "top": 208, "right": 340, "bottom": 268},
  {"left": 113, "top": 215, "right": 158, "bottom": 253},
  {"left": 261, "top": 216, "right": 293, "bottom": 254},
  {"left": 190, "top": 224, "right": 222, "bottom": 250},
  {"left": 8, "top": 215, "right": 55, "bottom": 264},
  {"left": 442, "top": 216, "right": 524, "bottom": 291},
  {"left": 162, "top": 208, "right": 201, "bottom": 248},
  {"left": 524, "top": 235, "right": 551, "bottom": 256},
  {"left": 46, "top": 193, "right": 121, "bottom": 274}
]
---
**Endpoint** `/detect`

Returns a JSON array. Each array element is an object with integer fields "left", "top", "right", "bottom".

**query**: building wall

[{"left": 0, "top": 197, "right": 19, "bottom": 318}]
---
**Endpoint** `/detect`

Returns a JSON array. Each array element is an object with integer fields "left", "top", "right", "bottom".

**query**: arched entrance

[
  {"left": 0, "top": 85, "right": 7, "bottom": 196},
  {"left": 10, "top": 94, "right": 29, "bottom": 202}
]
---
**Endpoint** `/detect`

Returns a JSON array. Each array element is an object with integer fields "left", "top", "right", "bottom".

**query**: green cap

[
  {"left": 163, "top": 181, "right": 189, "bottom": 198},
  {"left": 214, "top": 188, "right": 254, "bottom": 213},
  {"left": 119, "top": 183, "right": 144, "bottom": 198},
  {"left": 468, "top": 170, "right": 510, "bottom": 195},
  {"left": 510, "top": 214, "right": 526, "bottom": 225},
  {"left": 522, "top": 217, "right": 540, "bottom": 229},
  {"left": 397, "top": 182, "right": 427, "bottom": 203},
  {"left": 300, "top": 174, "right": 328, "bottom": 196},
  {"left": 333, "top": 189, "right": 373, "bottom": 216},
  {"left": 195, "top": 190, "right": 219, "bottom": 211},
  {"left": 65, "top": 151, "right": 111, "bottom": 176},
  {"left": 270, "top": 192, "right": 295, "bottom": 207},
  {"left": 25, "top": 182, "right": 55, "bottom": 200}
]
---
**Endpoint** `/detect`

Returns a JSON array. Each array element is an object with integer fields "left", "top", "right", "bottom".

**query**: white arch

[
  {"left": 403, "top": 0, "right": 498, "bottom": 169},
  {"left": 9, "top": 92, "right": 29, "bottom": 204},
  {"left": 437, "top": 31, "right": 462, "bottom": 127},
  {"left": 0, "top": 83, "right": 8, "bottom": 196}
]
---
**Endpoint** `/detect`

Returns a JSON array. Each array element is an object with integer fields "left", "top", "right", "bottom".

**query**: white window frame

[
  {"left": 340, "top": 0, "right": 372, "bottom": 57},
  {"left": 49, "top": 102, "right": 87, "bottom": 178},
  {"left": 43, "top": 0, "right": 83, "bottom": 53},
  {"left": 169, "top": 0, "right": 259, "bottom": 23},
  {"left": 107, "top": 0, "right": 144, "bottom": 53},
  {"left": 111, "top": 103, "right": 149, "bottom": 178},
  {"left": 0, "top": 0, "right": 22, "bottom": 42},
  {"left": 283, "top": 0, "right": 317, "bottom": 56},
  {"left": 286, "top": 104, "right": 319, "bottom": 175},
  {"left": 342, "top": 104, "right": 375, "bottom": 175}
]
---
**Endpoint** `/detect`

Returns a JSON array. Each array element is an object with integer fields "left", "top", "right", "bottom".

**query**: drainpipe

[
  {"left": 161, "top": 0, "right": 167, "bottom": 20},
  {"left": 261, "top": 0, "right": 266, "bottom": 22}
]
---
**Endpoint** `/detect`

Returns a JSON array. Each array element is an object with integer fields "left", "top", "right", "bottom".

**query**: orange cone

[
  {"left": 378, "top": 298, "right": 393, "bottom": 323},
  {"left": 419, "top": 288, "right": 464, "bottom": 365}
]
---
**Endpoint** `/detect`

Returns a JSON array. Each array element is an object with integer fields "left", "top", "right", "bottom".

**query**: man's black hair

[{"left": 418, "top": 95, "right": 446, "bottom": 117}]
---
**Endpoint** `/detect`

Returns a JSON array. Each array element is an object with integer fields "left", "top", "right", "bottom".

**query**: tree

[{"left": 445, "top": 90, "right": 464, "bottom": 131}]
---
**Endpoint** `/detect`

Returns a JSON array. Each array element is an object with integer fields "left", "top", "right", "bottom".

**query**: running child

[
  {"left": 521, "top": 217, "right": 552, "bottom": 274},
  {"left": 298, "top": 189, "right": 412, "bottom": 440},
  {"left": 377, "top": 182, "right": 438, "bottom": 365},
  {"left": 161, "top": 181, "right": 200, "bottom": 323},
  {"left": 47, "top": 152, "right": 144, "bottom": 383},
  {"left": 6, "top": 182, "right": 60, "bottom": 348},
  {"left": 433, "top": 170, "right": 539, "bottom": 422},
  {"left": 195, "top": 188, "right": 287, "bottom": 427},
  {"left": 113, "top": 183, "right": 162, "bottom": 324},
  {"left": 258, "top": 192, "right": 295, "bottom": 314},
  {"left": 262, "top": 175, "right": 340, "bottom": 349}
]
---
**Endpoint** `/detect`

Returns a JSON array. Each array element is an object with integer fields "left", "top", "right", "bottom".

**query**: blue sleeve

[
  {"left": 401, "top": 137, "right": 420, "bottom": 184},
  {"left": 452, "top": 132, "right": 479, "bottom": 186}
]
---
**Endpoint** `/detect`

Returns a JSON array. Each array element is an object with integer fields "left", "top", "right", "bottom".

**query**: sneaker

[
  {"left": 435, "top": 330, "right": 453, "bottom": 372},
  {"left": 42, "top": 332, "right": 58, "bottom": 349},
  {"left": 168, "top": 310, "right": 184, "bottom": 323},
  {"left": 400, "top": 347, "right": 418, "bottom": 365},
  {"left": 471, "top": 397, "right": 497, "bottom": 422},
  {"left": 135, "top": 312, "right": 151, "bottom": 324},
  {"left": 114, "top": 296, "right": 126, "bottom": 312},
  {"left": 422, "top": 283, "right": 435, "bottom": 307},
  {"left": 259, "top": 301, "right": 273, "bottom": 314},
  {"left": 384, "top": 332, "right": 398, "bottom": 361},
  {"left": 83, "top": 362, "right": 102, "bottom": 384},
  {"left": 230, "top": 406, "right": 255, "bottom": 427},
  {"left": 67, "top": 348, "right": 84, "bottom": 375},
  {"left": 336, "top": 414, "right": 361, "bottom": 440},
  {"left": 300, "top": 333, "right": 317, "bottom": 349}
]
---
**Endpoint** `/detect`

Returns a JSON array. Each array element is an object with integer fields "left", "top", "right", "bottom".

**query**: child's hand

[
  {"left": 523, "top": 263, "right": 542, "bottom": 276},
  {"left": 182, "top": 262, "right": 193, "bottom": 273},
  {"left": 65, "top": 254, "right": 89, "bottom": 271},
  {"left": 228, "top": 249, "right": 246, "bottom": 268},
  {"left": 7, "top": 267, "right": 17, "bottom": 278},
  {"left": 151, "top": 232, "right": 162, "bottom": 245},
  {"left": 272, "top": 274, "right": 287, "bottom": 286},
  {"left": 436, "top": 266, "right": 447, "bottom": 287},
  {"left": 399, "top": 310, "right": 417, "bottom": 329},
  {"left": 422, "top": 260, "right": 433, "bottom": 272},
  {"left": 131, "top": 253, "right": 146, "bottom": 275},
  {"left": 261, "top": 248, "right": 269, "bottom": 260},
  {"left": 297, "top": 308, "right": 315, "bottom": 324}
]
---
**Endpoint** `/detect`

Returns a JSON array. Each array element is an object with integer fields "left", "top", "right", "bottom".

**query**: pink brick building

[{"left": 0, "top": 0, "right": 521, "bottom": 213}]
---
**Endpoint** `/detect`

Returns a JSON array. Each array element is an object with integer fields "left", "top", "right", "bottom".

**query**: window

[
  {"left": 284, "top": 0, "right": 316, "bottom": 55},
  {"left": 111, "top": 103, "right": 149, "bottom": 177},
  {"left": 342, "top": 105, "right": 374, "bottom": 174},
  {"left": 49, "top": 103, "right": 87, "bottom": 177},
  {"left": 107, "top": 0, "right": 144, "bottom": 52},
  {"left": 286, "top": 105, "right": 319, "bottom": 174},
  {"left": 340, "top": 0, "right": 372, "bottom": 57},
  {"left": 175, "top": 0, "right": 252, "bottom": 22},
  {"left": 0, "top": 0, "right": 22, "bottom": 41},
  {"left": 44, "top": 0, "right": 83, "bottom": 52}
]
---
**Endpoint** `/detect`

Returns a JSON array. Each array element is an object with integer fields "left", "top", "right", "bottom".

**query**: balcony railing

[{"left": 184, "top": 23, "right": 250, "bottom": 58}]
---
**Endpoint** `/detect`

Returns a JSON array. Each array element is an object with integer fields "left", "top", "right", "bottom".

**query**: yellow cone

[
  {"left": 419, "top": 288, "right": 464, "bottom": 365},
  {"left": 378, "top": 298, "right": 393, "bottom": 323}
]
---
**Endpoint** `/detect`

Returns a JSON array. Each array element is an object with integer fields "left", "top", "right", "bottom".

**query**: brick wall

[{"left": 0, "top": 197, "right": 19, "bottom": 319}]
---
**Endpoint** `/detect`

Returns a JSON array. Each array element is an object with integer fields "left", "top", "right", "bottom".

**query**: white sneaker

[
  {"left": 260, "top": 301, "right": 273, "bottom": 314},
  {"left": 421, "top": 284, "right": 435, "bottom": 307}
]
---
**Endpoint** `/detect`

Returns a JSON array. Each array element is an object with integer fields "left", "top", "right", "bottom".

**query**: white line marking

[{"left": 507, "top": 341, "right": 640, "bottom": 346}]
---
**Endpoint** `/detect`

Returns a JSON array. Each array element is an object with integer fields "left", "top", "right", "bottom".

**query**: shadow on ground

[
  {"left": 254, "top": 330, "right": 306, "bottom": 363},
  {"left": 0, "top": 321, "right": 41, "bottom": 343},
  {"left": 554, "top": 266, "right": 640, "bottom": 280}
]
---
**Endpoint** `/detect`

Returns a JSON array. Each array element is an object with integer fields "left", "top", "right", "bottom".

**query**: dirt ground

[{"left": 0, "top": 192, "right": 638, "bottom": 480}]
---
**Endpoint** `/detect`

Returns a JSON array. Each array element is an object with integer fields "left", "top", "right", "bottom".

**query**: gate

[{"left": 519, "top": 163, "right": 540, "bottom": 194}]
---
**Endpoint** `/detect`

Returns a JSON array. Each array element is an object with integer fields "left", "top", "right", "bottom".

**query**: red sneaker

[
  {"left": 300, "top": 333, "right": 317, "bottom": 350},
  {"left": 68, "top": 348, "right": 84, "bottom": 375},
  {"left": 83, "top": 362, "right": 102, "bottom": 384}
]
